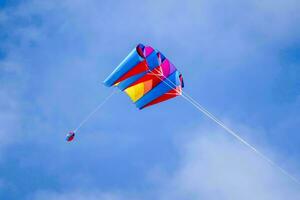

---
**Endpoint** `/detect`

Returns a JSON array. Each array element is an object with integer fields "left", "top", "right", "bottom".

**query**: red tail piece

[{"left": 66, "top": 131, "right": 75, "bottom": 142}]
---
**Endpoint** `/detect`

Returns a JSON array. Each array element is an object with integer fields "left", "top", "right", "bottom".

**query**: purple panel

[{"left": 161, "top": 59, "right": 176, "bottom": 77}]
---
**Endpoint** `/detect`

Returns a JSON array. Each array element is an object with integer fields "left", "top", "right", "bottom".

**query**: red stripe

[
  {"left": 114, "top": 60, "right": 149, "bottom": 85},
  {"left": 127, "top": 66, "right": 163, "bottom": 89},
  {"left": 142, "top": 87, "right": 181, "bottom": 109}
]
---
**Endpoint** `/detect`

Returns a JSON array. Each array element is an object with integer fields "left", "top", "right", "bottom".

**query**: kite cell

[{"left": 103, "top": 44, "right": 184, "bottom": 109}]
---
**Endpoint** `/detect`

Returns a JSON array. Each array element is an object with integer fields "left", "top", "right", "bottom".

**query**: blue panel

[
  {"left": 159, "top": 52, "right": 166, "bottom": 62},
  {"left": 103, "top": 47, "right": 144, "bottom": 87},
  {"left": 145, "top": 50, "right": 160, "bottom": 70},
  {"left": 135, "top": 71, "right": 180, "bottom": 109},
  {"left": 118, "top": 71, "right": 148, "bottom": 91}
]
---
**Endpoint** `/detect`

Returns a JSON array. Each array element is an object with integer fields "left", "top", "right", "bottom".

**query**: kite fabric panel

[{"left": 103, "top": 44, "right": 184, "bottom": 109}]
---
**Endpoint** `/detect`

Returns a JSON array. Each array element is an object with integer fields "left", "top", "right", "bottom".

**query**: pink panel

[
  {"left": 144, "top": 46, "right": 154, "bottom": 57},
  {"left": 161, "top": 59, "right": 176, "bottom": 77}
]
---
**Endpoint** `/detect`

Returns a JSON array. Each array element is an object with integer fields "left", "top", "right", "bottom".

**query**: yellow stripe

[{"left": 125, "top": 83, "right": 145, "bottom": 102}]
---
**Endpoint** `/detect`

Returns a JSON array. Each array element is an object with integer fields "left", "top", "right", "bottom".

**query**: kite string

[
  {"left": 148, "top": 70, "right": 300, "bottom": 185},
  {"left": 74, "top": 89, "right": 118, "bottom": 133},
  {"left": 180, "top": 94, "right": 300, "bottom": 185}
]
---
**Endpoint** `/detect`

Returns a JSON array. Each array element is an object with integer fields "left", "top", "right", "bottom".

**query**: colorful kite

[{"left": 103, "top": 44, "right": 184, "bottom": 109}]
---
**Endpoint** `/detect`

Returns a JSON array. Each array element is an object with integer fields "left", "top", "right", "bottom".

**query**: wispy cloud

[
  {"left": 156, "top": 124, "right": 300, "bottom": 200},
  {"left": 31, "top": 190, "right": 131, "bottom": 200},
  {"left": 27, "top": 123, "right": 300, "bottom": 200}
]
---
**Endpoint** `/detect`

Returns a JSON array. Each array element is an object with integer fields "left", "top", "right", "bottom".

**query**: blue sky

[{"left": 0, "top": 0, "right": 300, "bottom": 199}]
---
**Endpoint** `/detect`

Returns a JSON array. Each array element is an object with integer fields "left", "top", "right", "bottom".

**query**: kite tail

[
  {"left": 74, "top": 89, "right": 118, "bottom": 133},
  {"left": 152, "top": 71, "right": 300, "bottom": 186}
]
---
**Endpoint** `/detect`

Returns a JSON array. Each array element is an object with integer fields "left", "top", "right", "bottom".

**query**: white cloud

[
  {"left": 28, "top": 124, "right": 300, "bottom": 200},
  {"left": 155, "top": 125, "right": 300, "bottom": 200},
  {"left": 0, "top": 81, "right": 21, "bottom": 152},
  {"left": 31, "top": 190, "right": 132, "bottom": 200}
]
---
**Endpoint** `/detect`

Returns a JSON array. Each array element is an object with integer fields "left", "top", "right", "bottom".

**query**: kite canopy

[{"left": 104, "top": 44, "right": 184, "bottom": 109}]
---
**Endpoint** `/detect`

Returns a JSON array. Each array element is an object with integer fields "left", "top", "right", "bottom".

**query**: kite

[
  {"left": 66, "top": 44, "right": 184, "bottom": 142},
  {"left": 66, "top": 43, "right": 299, "bottom": 187},
  {"left": 103, "top": 44, "right": 184, "bottom": 109}
]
